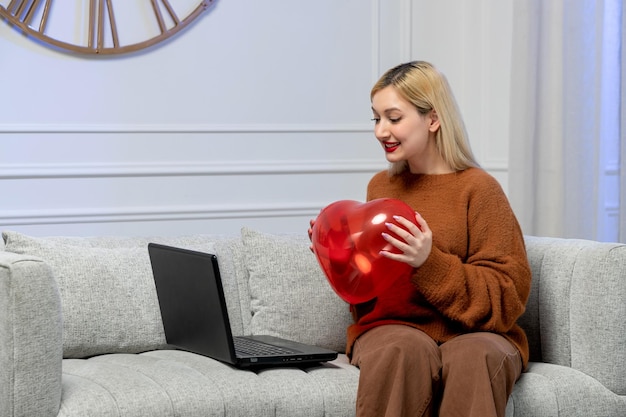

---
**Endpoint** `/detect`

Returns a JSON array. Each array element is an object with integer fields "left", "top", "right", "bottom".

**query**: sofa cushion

[
  {"left": 506, "top": 362, "right": 626, "bottom": 416},
  {"left": 241, "top": 228, "right": 353, "bottom": 353},
  {"left": 3, "top": 231, "right": 168, "bottom": 358},
  {"left": 59, "top": 352, "right": 358, "bottom": 417}
]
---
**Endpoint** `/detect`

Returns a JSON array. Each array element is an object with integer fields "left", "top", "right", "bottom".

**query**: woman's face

[{"left": 371, "top": 86, "right": 440, "bottom": 173}]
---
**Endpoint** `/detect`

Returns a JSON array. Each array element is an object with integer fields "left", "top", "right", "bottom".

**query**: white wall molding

[
  {"left": 0, "top": 160, "right": 512, "bottom": 179},
  {"left": 0, "top": 123, "right": 373, "bottom": 134},
  {"left": 479, "top": 159, "right": 508, "bottom": 172},
  {"left": 0, "top": 159, "right": 387, "bottom": 179},
  {"left": 0, "top": 203, "right": 327, "bottom": 226}
]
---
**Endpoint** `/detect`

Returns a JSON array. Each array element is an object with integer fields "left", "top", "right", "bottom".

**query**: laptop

[{"left": 147, "top": 243, "right": 338, "bottom": 368}]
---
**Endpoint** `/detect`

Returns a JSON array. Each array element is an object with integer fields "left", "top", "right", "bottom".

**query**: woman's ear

[{"left": 428, "top": 110, "right": 440, "bottom": 132}]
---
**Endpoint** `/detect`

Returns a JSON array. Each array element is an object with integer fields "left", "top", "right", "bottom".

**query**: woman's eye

[
  {"left": 390, "top": 118, "right": 401, "bottom": 123},
  {"left": 371, "top": 117, "right": 380, "bottom": 123}
]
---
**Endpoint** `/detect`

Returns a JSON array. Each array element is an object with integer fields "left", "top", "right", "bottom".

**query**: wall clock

[{"left": 0, "top": 0, "right": 214, "bottom": 55}]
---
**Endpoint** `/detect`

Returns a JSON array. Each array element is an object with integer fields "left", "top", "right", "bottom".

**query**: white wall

[
  {"left": 409, "top": 0, "right": 514, "bottom": 188},
  {"left": 0, "top": 0, "right": 514, "bottom": 237}
]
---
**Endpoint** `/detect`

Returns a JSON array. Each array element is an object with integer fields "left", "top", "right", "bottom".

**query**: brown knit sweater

[{"left": 347, "top": 167, "right": 531, "bottom": 367}]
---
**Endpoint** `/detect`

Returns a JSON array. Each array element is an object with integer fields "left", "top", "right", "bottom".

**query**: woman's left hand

[{"left": 380, "top": 212, "right": 432, "bottom": 268}]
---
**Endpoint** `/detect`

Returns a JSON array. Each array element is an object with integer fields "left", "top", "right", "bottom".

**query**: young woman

[{"left": 329, "top": 61, "right": 531, "bottom": 417}]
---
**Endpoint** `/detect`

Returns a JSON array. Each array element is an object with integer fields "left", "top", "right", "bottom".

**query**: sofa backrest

[
  {"left": 1, "top": 228, "right": 353, "bottom": 358},
  {"left": 520, "top": 236, "right": 626, "bottom": 395},
  {"left": 1, "top": 231, "right": 249, "bottom": 358}
]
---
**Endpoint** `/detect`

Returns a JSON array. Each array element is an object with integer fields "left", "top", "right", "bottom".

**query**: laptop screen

[{"left": 148, "top": 243, "right": 236, "bottom": 363}]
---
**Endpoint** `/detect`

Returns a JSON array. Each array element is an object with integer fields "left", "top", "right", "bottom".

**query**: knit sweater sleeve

[{"left": 411, "top": 176, "right": 531, "bottom": 334}]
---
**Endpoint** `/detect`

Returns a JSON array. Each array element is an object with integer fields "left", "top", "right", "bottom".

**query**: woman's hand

[
  {"left": 380, "top": 212, "right": 432, "bottom": 268},
  {"left": 308, "top": 218, "right": 316, "bottom": 252}
]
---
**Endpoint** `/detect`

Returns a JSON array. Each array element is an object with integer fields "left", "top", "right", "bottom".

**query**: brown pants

[{"left": 350, "top": 325, "right": 522, "bottom": 417}]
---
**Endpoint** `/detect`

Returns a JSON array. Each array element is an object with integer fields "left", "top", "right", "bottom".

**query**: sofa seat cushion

[
  {"left": 506, "top": 362, "right": 626, "bottom": 416},
  {"left": 58, "top": 351, "right": 358, "bottom": 417}
]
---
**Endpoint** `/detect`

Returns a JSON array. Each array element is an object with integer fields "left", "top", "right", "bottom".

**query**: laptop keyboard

[{"left": 234, "top": 337, "right": 299, "bottom": 356}]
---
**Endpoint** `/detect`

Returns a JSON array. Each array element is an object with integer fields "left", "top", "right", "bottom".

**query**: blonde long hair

[{"left": 371, "top": 61, "right": 479, "bottom": 175}]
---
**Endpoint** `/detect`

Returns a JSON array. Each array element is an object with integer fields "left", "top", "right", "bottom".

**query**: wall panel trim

[
  {"left": 0, "top": 160, "right": 509, "bottom": 179},
  {"left": 0, "top": 159, "right": 387, "bottom": 179},
  {"left": 0, "top": 123, "right": 372, "bottom": 134},
  {"left": 0, "top": 203, "right": 327, "bottom": 226}
]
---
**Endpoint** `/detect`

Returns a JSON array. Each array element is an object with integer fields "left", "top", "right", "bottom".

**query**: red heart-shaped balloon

[{"left": 311, "top": 198, "right": 418, "bottom": 304}]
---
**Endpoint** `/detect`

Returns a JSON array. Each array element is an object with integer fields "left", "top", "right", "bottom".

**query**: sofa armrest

[
  {"left": 0, "top": 252, "right": 62, "bottom": 417},
  {"left": 569, "top": 243, "right": 626, "bottom": 396},
  {"left": 524, "top": 237, "right": 626, "bottom": 396}
]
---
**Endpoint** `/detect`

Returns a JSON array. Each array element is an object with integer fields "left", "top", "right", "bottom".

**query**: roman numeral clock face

[{"left": 0, "top": 0, "right": 214, "bottom": 55}]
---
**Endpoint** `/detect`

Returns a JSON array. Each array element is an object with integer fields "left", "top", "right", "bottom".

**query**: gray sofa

[{"left": 1, "top": 228, "right": 624, "bottom": 417}]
